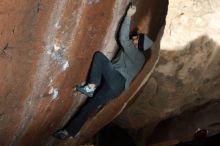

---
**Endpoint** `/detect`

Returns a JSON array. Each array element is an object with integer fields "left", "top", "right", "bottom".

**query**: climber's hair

[{"left": 129, "top": 30, "right": 139, "bottom": 39}]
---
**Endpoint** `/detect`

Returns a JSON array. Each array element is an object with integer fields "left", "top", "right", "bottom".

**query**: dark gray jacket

[{"left": 112, "top": 16, "right": 146, "bottom": 89}]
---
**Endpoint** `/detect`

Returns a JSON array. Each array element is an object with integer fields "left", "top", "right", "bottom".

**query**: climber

[{"left": 53, "top": 4, "right": 153, "bottom": 140}]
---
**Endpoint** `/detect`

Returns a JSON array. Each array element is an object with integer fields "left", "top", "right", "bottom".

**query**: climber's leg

[{"left": 65, "top": 72, "right": 125, "bottom": 137}]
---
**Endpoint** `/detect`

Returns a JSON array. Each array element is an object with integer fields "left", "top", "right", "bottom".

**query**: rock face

[
  {"left": 0, "top": 0, "right": 164, "bottom": 146},
  {"left": 114, "top": 0, "right": 220, "bottom": 145},
  {"left": 3, "top": 0, "right": 219, "bottom": 145}
]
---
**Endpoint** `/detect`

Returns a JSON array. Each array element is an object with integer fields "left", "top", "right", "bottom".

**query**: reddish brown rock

[{"left": 0, "top": 0, "right": 163, "bottom": 146}]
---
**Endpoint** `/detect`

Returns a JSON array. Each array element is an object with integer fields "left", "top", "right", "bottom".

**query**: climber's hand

[{"left": 127, "top": 5, "right": 136, "bottom": 16}]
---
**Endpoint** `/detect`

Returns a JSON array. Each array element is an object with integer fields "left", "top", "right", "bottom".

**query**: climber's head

[
  {"left": 131, "top": 34, "right": 139, "bottom": 48},
  {"left": 131, "top": 32, "right": 153, "bottom": 51}
]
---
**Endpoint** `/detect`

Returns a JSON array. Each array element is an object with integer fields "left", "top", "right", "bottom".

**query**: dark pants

[{"left": 65, "top": 51, "right": 125, "bottom": 136}]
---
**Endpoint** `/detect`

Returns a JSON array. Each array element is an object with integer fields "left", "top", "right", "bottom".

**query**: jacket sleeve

[{"left": 119, "top": 16, "right": 136, "bottom": 54}]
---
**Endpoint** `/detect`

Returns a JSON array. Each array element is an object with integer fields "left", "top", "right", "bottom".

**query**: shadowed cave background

[{"left": 0, "top": 0, "right": 220, "bottom": 146}]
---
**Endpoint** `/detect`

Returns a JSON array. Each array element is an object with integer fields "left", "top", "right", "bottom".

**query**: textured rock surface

[
  {"left": 0, "top": 0, "right": 163, "bottom": 146},
  {"left": 114, "top": 0, "right": 220, "bottom": 145}
]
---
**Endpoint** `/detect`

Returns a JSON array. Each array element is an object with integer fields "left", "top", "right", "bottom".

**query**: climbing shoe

[
  {"left": 76, "top": 84, "right": 94, "bottom": 97},
  {"left": 53, "top": 130, "right": 70, "bottom": 140}
]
